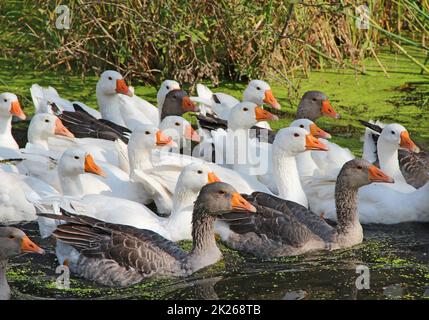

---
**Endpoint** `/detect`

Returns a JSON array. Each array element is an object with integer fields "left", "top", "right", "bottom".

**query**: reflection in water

[{"left": 4, "top": 221, "right": 429, "bottom": 300}]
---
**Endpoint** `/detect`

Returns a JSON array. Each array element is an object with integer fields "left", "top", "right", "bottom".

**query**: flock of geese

[{"left": 0, "top": 70, "right": 428, "bottom": 298}]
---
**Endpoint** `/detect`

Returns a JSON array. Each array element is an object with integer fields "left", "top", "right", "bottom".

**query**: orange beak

[
  {"left": 254, "top": 106, "right": 278, "bottom": 121},
  {"left": 231, "top": 192, "right": 257, "bottom": 213},
  {"left": 263, "top": 89, "right": 281, "bottom": 110},
  {"left": 184, "top": 125, "right": 201, "bottom": 142},
  {"left": 400, "top": 131, "right": 420, "bottom": 153},
  {"left": 321, "top": 100, "right": 340, "bottom": 119},
  {"left": 368, "top": 165, "right": 394, "bottom": 183},
  {"left": 310, "top": 123, "right": 331, "bottom": 139},
  {"left": 207, "top": 172, "right": 221, "bottom": 184},
  {"left": 156, "top": 130, "right": 173, "bottom": 146},
  {"left": 84, "top": 154, "right": 106, "bottom": 177},
  {"left": 55, "top": 118, "right": 75, "bottom": 138},
  {"left": 116, "top": 79, "right": 133, "bottom": 97},
  {"left": 21, "top": 236, "right": 45, "bottom": 254},
  {"left": 305, "top": 134, "right": 328, "bottom": 151},
  {"left": 10, "top": 100, "right": 26, "bottom": 120},
  {"left": 182, "top": 96, "right": 198, "bottom": 112}
]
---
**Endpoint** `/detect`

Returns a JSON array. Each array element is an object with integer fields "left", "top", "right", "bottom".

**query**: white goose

[
  {"left": 0, "top": 93, "right": 26, "bottom": 150},
  {"left": 304, "top": 124, "right": 428, "bottom": 223},
  {"left": 193, "top": 80, "right": 280, "bottom": 129},
  {"left": 37, "top": 155, "right": 220, "bottom": 243},
  {"left": 128, "top": 124, "right": 272, "bottom": 214},
  {"left": 362, "top": 123, "right": 419, "bottom": 193}
]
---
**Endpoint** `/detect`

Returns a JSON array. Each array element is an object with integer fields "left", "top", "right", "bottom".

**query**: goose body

[
  {"left": 39, "top": 182, "right": 255, "bottom": 287},
  {"left": 217, "top": 159, "right": 394, "bottom": 257},
  {"left": 360, "top": 120, "right": 429, "bottom": 189},
  {"left": 305, "top": 126, "right": 429, "bottom": 224}
]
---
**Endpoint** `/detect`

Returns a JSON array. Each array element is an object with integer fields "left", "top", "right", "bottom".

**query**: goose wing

[
  {"left": 245, "top": 192, "right": 335, "bottom": 241},
  {"left": 39, "top": 210, "right": 187, "bottom": 271},
  {"left": 59, "top": 104, "right": 131, "bottom": 143}
]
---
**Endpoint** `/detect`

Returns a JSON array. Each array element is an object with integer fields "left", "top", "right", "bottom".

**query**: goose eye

[
  {"left": 166, "top": 86, "right": 170, "bottom": 90},
  {"left": 108, "top": 76, "right": 113, "bottom": 80},
  {"left": 243, "top": 107, "right": 248, "bottom": 111},
  {"left": 256, "top": 86, "right": 261, "bottom": 90},
  {"left": 145, "top": 131, "right": 151, "bottom": 135},
  {"left": 3, "top": 99, "right": 7, "bottom": 102},
  {"left": 74, "top": 156, "right": 79, "bottom": 160},
  {"left": 45, "top": 119, "right": 50, "bottom": 123},
  {"left": 197, "top": 170, "right": 203, "bottom": 174},
  {"left": 294, "top": 133, "right": 300, "bottom": 137},
  {"left": 312, "top": 98, "right": 317, "bottom": 102},
  {"left": 8, "top": 235, "right": 15, "bottom": 239},
  {"left": 357, "top": 165, "right": 363, "bottom": 170},
  {"left": 175, "top": 122, "right": 180, "bottom": 126},
  {"left": 391, "top": 130, "right": 395, "bottom": 135},
  {"left": 218, "top": 190, "right": 226, "bottom": 195},
  {"left": 299, "top": 125, "right": 304, "bottom": 128}
]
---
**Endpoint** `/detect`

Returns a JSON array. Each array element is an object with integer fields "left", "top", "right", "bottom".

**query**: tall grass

[{"left": 0, "top": 0, "right": 427, "bottom": 86}]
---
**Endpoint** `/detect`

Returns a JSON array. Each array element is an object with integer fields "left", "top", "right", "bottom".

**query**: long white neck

[
  {"left": 172, "top": 184, "right": 198, "bottom": 215},
  {"left": 377, "top": 139, "right": 406, "bottom": 184},
  {"left": 27, "top": 129, "right": 49, "bottom": 150},
  {"left": 58, "top": 167, "right": 84, "bottom": 197},
  {"left": 167, "top": 184, "right": 198, "bottom": 234},
  {"left": 296, "top": 151, "right": 319, "bottom": 177},
  {"left": 0, "top": 116, "right": 18, "bottom": 149},
  {"left": 272, "top": 145, "right": 308, "bottom": 207},
  {"left": 128, "top": 144, "right": 153, "bottom": 174},
  {"left": 96, "top": 89, "right": 125, "bottom": 126}
]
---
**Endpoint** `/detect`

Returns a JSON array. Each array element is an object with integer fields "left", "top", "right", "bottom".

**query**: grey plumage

[
  {"left": 218, "top": 159, "right": 389, "bottom": 257},
  {"left": 39, "top": 182, "right": 251, "bottom": 287}
]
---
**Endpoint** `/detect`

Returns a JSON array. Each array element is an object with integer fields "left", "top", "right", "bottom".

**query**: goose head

[
  {"left": 178, "top": 163, "right": 220, "bottom": 192},
  {"left": 128, "top": 125, "right": 175, "bottom": 152},
  {"left": 58, "top": 148, "right": 106, "bottom": 178},
  {"left": 379, "top": 123, "right": 419, "bottom": 153},
  {"left": 338, "top": 159, "right": 394, "bottom": 188},
  {"left": 0, "top": 93, "right": 26, "bottom": 120},
  {"left": 228, "top": 102, "right": 278, "bottom": 130},
  {"left": 195, "top": 182, "right": 256, "bottom": 216},
  {"left": 159, "top": 116, "right": 201, "bottom": 143},
  {"left": 290, "top": 119, "right": 332, "bottom": 139},
  {"left": 274, "top": 127, "right": 328, "bottom": 156},
  {"left": 297, "top": 91, "right": 339, "bottom": 120},
  {"left": 243, "top": 80, "right": 280, "bottom": 110},
  {"left": 162, "top": 89, "right": 198, "bottom": 117},
  {"left": 0, "top": 227, "right": 44, "bottom": 259},
  {"left": 28, "top": 113, "right": 74, "bottom": 144},
  {"left": 157, "top": 80, "right": 181, "bottom": 108},
  {"left": 96, "top": 70, "right": 133, "bottom": 97}
]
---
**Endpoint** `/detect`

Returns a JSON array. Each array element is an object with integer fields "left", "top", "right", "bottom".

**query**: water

[{"left": 6, "top": 221, "right": 429, "bottom": 300}]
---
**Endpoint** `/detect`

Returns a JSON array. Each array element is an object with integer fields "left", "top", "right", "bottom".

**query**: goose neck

[
  {"left": 272, "top": 145, "right": 308, "bottom": 207},
  {"left": 58, "top": 169, "right": 84, "bottom": 197},
  {"left": 0, "top": 116, "right": 17, "bottom": 149},
  {"left": 172, "top": 186, "right": 198, "bottom": 215},
  {"left": 128, "top": 145, "right": 153, "bottom": 173},
  {"left": 334, "top": 178, "right": 361, "bottom": 236},
  {"left": 96, "top": 90, "right": 124, "bottom": 126},
  {"left": 188, "top": 208, "right": 220, "bottom": 272},
  {"left": 377, "top": 140, "right": 402, "bottom": 181}
]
